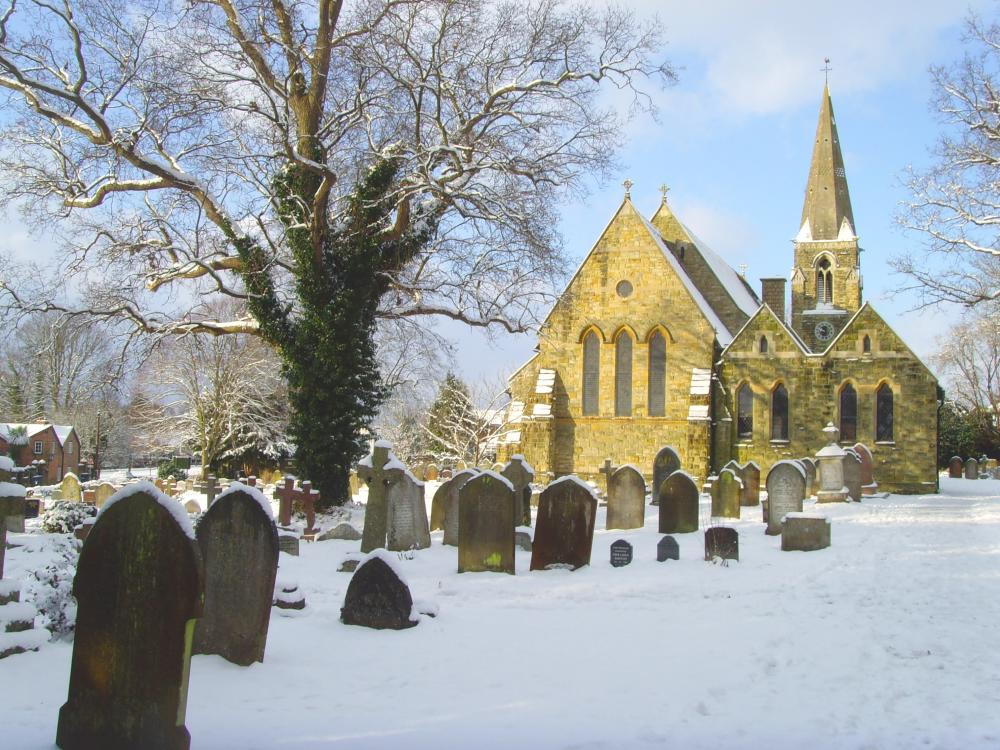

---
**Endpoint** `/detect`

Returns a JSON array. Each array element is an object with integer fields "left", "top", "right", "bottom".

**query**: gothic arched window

[
  {"left": 615, "top": 331, "right": 633, "bottom": 417},
  {"left": 771, "top": 383, "right": 789, "bottom": 440},
  {"left": 876, "top": 383, "right": 894, "bottom": 441},
  {"left": 759, "top": 336, "right": 769, "bottom": 354},
  {"left": 582, "top": 331, "right": 600, "bottom": 416},
  {"left": 737, "top": 383, "right": 753, "bottom": 440},
  {"left": 840, "top": 383, "right": 857, "bottom": 442},
  {"left": 862, "top": 335, "right": 872, "bottom": 354},
  {"left": 647, "top": 330, "right": 666, "bottom": 417},
  {"left": 816, "top": 257, "right": 833, "bottom": 304}
]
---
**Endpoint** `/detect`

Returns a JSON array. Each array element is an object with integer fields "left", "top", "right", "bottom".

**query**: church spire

[{"left": 799, "top": 84, "right": 855, "bottom": 241}]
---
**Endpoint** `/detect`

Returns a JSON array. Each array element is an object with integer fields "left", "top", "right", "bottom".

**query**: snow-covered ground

[{"left": 3, "top": 477, "right": 1000, "bottom": 749}]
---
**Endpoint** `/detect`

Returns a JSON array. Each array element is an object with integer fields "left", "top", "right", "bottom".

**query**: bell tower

[{"left": 790, "top": 83, "right": 863, "bottom": 350}]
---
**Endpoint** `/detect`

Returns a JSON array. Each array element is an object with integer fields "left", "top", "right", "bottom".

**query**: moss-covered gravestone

[
  {"left": 57, "top": 485, "right": 204, "bottom": 750},
  {"left": 650, "top": 446, "right": 682, "bottom": 506},
  {"left": 501, "top": 455, "right": 534, "bottom": 527},
  {"left": 530, "top": 477, "right": 597, "bottom": 571},
  {"left": 458, "top": 472, "right": 515, "bottom": 574},
  {"left": 711, "top": 468, "right": 742, "bottom": 519},
  {"left": 94, "top": 482, "right": 116, "bottom": 508},
  {"left": 341, "top": 553, "right": 418, "bottom": 630},
  {"left": 606, "top": 465, "right": 646, "bottom": 530},
  {"left": 193, "top": 485, "right": 278, "bottom": 666},
  {"left": 658, "top": 471, "right": 699, "bottom": 534},
  {"left": 60, "top": 472, "right": 82, "bottom": 502}
]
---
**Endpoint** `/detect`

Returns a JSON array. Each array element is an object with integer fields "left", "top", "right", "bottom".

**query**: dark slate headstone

[
  {"left": 458, "top": 472, "right": 515, "bottom": 574},
  {"left": 948, "top": 456, "right": 963, "bottom": 479},
  {"left": 57, "top": 488, "right": 203, "bottom": 750},
  {"left": 193, "top": 487, "right": 278, "bottom": 666},
  {"left": 530, "top": 477, "right": 597, "bottom": 572},
  {"left": 340, "top": 555, "right": 418, "bottom": 630},
  {"left": 651, "top": 446, "right": 682, "bottom": 505},
  {"left": 704, "top": 526, "right": 739, "bottom": 562},
  {"left": 501, "top": 455, "right": 535, "bottom": 527},
  {"left": 740, "top": 462, "right": 761, "bottom": 506},
  {"left": 656, "top": 535, "right": 679, "bottom": 562},
  {"left": 765, "top": 461, "right": 806, "bottom": 536},
  {"left": 711, "top": 468, "right": 742, "bottom": 519},
  {"left": 607, "top": 465, "right": 646, "bottom": 530},
  {"left": 444, "top": 469, "right": 478, "bottom": 547},
  {"left": 658, "top": 471, "right": 699, "bottom": 534},
  {"left": 609, "top": 539, "right": 633, "bottom": 567},
  {"left": 387, "top": 472, "right": 430, "bottom": 551}
]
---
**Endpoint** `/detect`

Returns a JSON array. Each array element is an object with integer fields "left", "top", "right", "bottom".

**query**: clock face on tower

[{"left": 814, "top": 321, "right": 836, "bottom": 342}]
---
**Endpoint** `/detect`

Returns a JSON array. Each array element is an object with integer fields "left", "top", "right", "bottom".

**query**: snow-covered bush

[
  {"left": 23, "top": 536, "right": 79, "bottom": 639},
  {"left": 39, "top": 501, "right": 97, "bottom": 534}
]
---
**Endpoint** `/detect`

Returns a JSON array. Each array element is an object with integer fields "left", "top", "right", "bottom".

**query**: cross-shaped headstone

[
  {"left": 204, "top": 475, "right": 219, "bottom": 507},
  {"left": 273, "top": 477, "right": 298, "bottom": 527},
  {"left": 599, "top": 458, "right": 618, "bottom": 495},
  {"left": 295, "top": 480, "right": 319, "bottom": 534},
  {"left": 501, "top": 456, "right": 535, "bottom": 527},
  {"left": 357, "top": 444, "right": 405, "bottom": 553}
]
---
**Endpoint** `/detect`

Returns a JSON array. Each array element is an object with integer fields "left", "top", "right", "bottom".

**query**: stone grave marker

[
  {"left": 60, "top": 472, "right": 82, "bottom": 502},
  {"left": 348, "top": 471, "right": 359, "bottom": 499},
  {"left": 781, "top": 512, "right": 831, "bottom": 551},
  {"left": 948, "top": 456, "right": 963, "bottom": 479},
  {"left": 704, "top": 526, "right": 739, "bottom": 562},
  {"left": 515, "top": 529, "right": 532, "bottom": 551},
  {"left": 443, "top": 469, "right": 478, "bottom": 547},
  {"left": 853, "top": 443, "right": 878, "bottom": 495},
  {"left": 83, "top": 489, "right": 96, "bottom": 504},
  {"left": 656, "top": 535, "right": 680, "bottom": 562},
  {"left": 203, "top": 475, "right": 219, "bottom": 507},
  {"left": 277, "top": 532, "right": 300, "bottom": 556},
  {"left": 184, "top": 499, "right": 202, "bottom": 514},
  {"left": 658, "top": 471, "right": 699, "bottom": 534},
  {"left": 598, "top": 458, "right": 617, "bottom": 498},
  {"left": 651, "top": 446, "right": 682, "bottom": 505},
  {"left": 798, "top": 458, "right": 817, "bottom": 496},
  {"left": 458, "top": 472, "right": 515, "bottom": 574},
  {"left": 341, "top": 553, "right": 418, "bottom": 630},
  {"left": 273, "top": 477, "right": 298, "bottom": 527},
  {"left": 765, "top": 461, "right": 806, "bottom": 535},
  {"left": 610, "top": 539, "right": 633, "bottom": 567},
  {"left": 843, "top": 450, "right": 863, "bottom": 502},
  {"left": 711, "top": 468, "right": 742, "bottom": 519},
  {"left": 502, "top": 455, "right": 535, "bottom": 527},
  {"left": 193, "top": 485, "right": 278, "bottom": 666},
  {"left": 316, "top": 522, "right": 363, "bottom": 542},
  {"left": 425, "top": 464, "right": 439, "bottom": 481},
  {"left": 530, "top": 477, "right": 597, "bottom": 572},
  {"left": 387, "top": 471, "right": 431, "bottom": 551},
  {"left": 56, "top": 486, "right": 203, "bottom": 750},
  {"left": 965, "top": 458, "right": 978, "bottom": 480},
  {"left": 740, "top": 462, "right": 761, "bottom": 506},
  {"left": 357, "top": 442, "right": 405, "bottom": 553},
  {"left": 607, "top": 465, "right": 646, "bottom": 530}
]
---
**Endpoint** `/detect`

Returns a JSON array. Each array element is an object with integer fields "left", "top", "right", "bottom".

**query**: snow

[
  {"left": 0, "top": 579, "right": 20, "bottom": 597},
  {"left": 772, "top": 459, "right": 807, "bottom": 478},
  {"left": 0, "top": 601, "right": 36, "bottom": 627},
  {"left": 0, "top": 481, "right": 27, "bottom": 498},
  {"left": 548, "top": 474, "right": 597, "bottom": 497},
  {"left": 373, "top": 439, "right": 393, "bottom": 449},
  {"left": 510, "top": 454, "right": 534, "bottom": 473},
  {"left": 0, "top": 455, "right": 14, "bottom": 472},
  {"left": 358, "top": 548, "right": 411, "bottom": 585},
  {"left": 474, "top": 470, "right": 514, "bottom": 492},
  {"left": 97, "top": 480, "right": 195, "bottom": 540},
  {"left": 784, "top": 511, "right": 830, "bottom": 522},
  {"left": 0, "top": 628, "right": 48, "bottom": 654},
  {"left": 215, "top": 481, "right": 274, "bottom": 520},
  {"left": 3, "top": 477, "right": 1000, "bottom": 747}
]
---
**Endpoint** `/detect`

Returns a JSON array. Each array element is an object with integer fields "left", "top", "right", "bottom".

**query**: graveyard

[{"left": 1, "top": 448, "right": 999, "bottom": 749}]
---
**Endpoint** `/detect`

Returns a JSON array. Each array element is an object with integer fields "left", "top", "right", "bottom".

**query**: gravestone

[
  {"left": 60, "top": 473, "right": 82, "bottom": 502},
  {"left": 203, "top": 475, "right": 219, "bottom": 507},
  {"left": 598, "top": 458, "right": 618, "bottom": 497},
  {"left": 386, "top": 472, "right": 431, "bottom": 551},
  {"left": 651, "top": 446, "right": 682, "bottom": 505},
  {"left": 83, "top": 489, "right": 96, "bottom": 504},
  {"left": 501, "top": 455, "right": 534, "bottom": 527},
  {"left": 425, "top": 464, "right": 439, "bottom": 481},
  {"left": 273, "top": 580, "right": 305, "bottom": 610},
  {"left": 357, "top": 442, "right": 405, "bottom": 553},
  {"left": 193, "top": 486, "right": 279, "bottom": 666},
  {"left": 711, "top": 468, "right": 742, "bottom": 519},
  {"left": 184, "top": 499, "right": 202, "bottom": 514},
  {"left": 948, "top": 456, "right": 963, "bottom": 479},
  {"left": 765, "top": 461, "right": 806, "bottom": 535},
  {"left": 515, "top": 529, "right": 532, "bottom": 551},
  {"left": 458, "top": 472, "right": 515, "bottom": 574},
  {"left": 348, "top": 471, "right": 359, "bottom": 498},
  {"left": 781, "top": 512, "right": 831, "bottom": 551},
  {"left": 704, "top": 527, "right": 739, "bottom": 562},
  {"left": 656, "top": 535, "right": 680, "bottom": 562},
  {"left": 530, "top": 477, "right": 597, "bottom": 572},
  {"left": 273, "top": 477, "right": 298, "bottom": 527},
  {"left": 798, "top": 458, "right": 817, "bottom": 497},
  {"left": 606, "top": 465, "right": 646, "bottom": 530},
  {"left": 56, "top": 486, "right": 203, "bottom": 750},
  {"left": 853, "top": 443, "right": 878, "bottom": 495},
  {"left": 341, "top": 554, "right": 418, "bottom": 630},
  {"left": 843, "top": 450, "right": 863, "bottom": 502},
  {"left": 740, "top": 462, "right": 761, "bottom": 506},
  {"left": 429, "top": 480, "right": 449, "bottom": 532},
  {"left": 965, "top": 458, "right": 978, "bottom": 480},
  {"left": 658, "top": 471, "right": 699, "bottom": 534},
  {"left": 609, "top": 539, "right": 633, "bottom": 567},
  {"left": 316, "top": 523, "right": 363, "bottom": 542},
  {"left": 443, "top": 469, "right": 478, "bottom": 547},
  {"left": 277, "top": 532, "right": 300, "bottom": 556}
]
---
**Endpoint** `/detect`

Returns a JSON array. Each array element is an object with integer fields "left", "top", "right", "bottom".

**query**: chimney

[{"left": 760, "top": 278, "right": 786, "bottom": 323}]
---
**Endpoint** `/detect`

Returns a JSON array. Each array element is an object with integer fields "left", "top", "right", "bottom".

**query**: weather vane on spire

[{"left": 821, "top": 57, "right": 832, "bottom": 84}]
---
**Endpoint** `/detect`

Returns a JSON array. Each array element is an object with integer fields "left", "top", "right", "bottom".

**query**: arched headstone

[
  {"left": 193, "top": 485, "right": 278, "bottom": 666},
  {"left": 740, "top": 462, "right": 761, "bottom": 506},
  {"left": 948, "top": 456, "right": 963, "bottom": 479},
  {"left": 458, "top": 472, "right": 515, "bottom": 574},
  {"left": 711, "top": 469, "right": 742, "bottom": 519},
  {"left": 853, "top": 443, "right": 877, "bottom": 494},
  {"left": 530, "top": 477, "right": 597, "bottom": 571},
  {"left": 965, "top": 458, "right": 978, "bottom": 480},
  {"left": 651, "top": 446, "right": 682, "bottom": 505},
  {"left": 387, "top": 472, "right": 430, "bottom": 551},
  {"left": 843, "top": 450, "right": 863, "bottom": 502},
  {"left": 658, "top": 471, "right": 699, "bottom": 533},
  {"left": 57, "top": 486, "right": 203, "bottom": 750},
  {"left": 606, "top": 465, "right": 646, "bottom": 530},
  {"left": 765, "top": 461, "right": 806, "bottom": 536},
  {"left": 443, "top": 469, "right": 478, "bottom": 546}
]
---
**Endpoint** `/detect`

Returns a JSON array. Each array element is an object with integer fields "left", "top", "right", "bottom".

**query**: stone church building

[{"left": 500, "top": 85, "right": 938, "bottom": 494}]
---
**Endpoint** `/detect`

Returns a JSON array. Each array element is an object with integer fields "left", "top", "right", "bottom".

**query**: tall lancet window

[
  {"left": 737, "top": 383, "right": 753, "bottom": 440},
  {"left": 876, "top": 383, "right": 894, "bottom": 442},
  {"left": 647, "top": 331, "right": 666, "bottom": 417},
  {"left": 771, "top": 383, "right": 789, "bottom": 440},
  {"left": 840, "top": 383, "right": 857, "bottom": 442},
  {"left": 615, "top": 331, "right": 633, "bottom": 417},
  {"left": 816, "top": 257, "right": 833, "bottom": 304},
  {"left": 582, "top": 331, "right": 600, "bottom": 416}
]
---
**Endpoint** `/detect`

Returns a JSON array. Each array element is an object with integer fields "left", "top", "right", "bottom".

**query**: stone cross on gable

[
  {"left": 623, "top": 178, "right": 633, "bottom": 198},
  {"left": 501, "top": 456, "right": 534, "bottom": 527},
  {"left": 660, "top": 184, "right": 670, "bottom": 202},
  {"left": 357, "top": 444, "right": 405, "bottom": 553},
  {"left": 599, "top": 458, "right": 617, "bottom": 494}
]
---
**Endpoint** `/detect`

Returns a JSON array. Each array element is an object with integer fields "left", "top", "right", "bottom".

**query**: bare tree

[
  {"left": 933, "top": 307, "right": 1000, "bottom": 420},
  {"left": 894, "top": 12, "right": 1000, "bottom": 307},
  {"left": 0, "top": 0, "right": 673, "bottom": 501}
]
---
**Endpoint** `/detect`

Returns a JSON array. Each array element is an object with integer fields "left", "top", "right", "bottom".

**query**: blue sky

[{"left": 443, "top": 0, "right": 994, "bottom": 385}]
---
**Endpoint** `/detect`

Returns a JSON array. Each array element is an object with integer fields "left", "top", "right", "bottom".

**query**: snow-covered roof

[
  {"left": 53, "top": 425, "right": 75, "bottom": 445},
  {"left": 1, "top": 423, "right": 55, "bottom": 442},
  {"left": 676, "top": 219, "right": 760, "bottom": 319}
]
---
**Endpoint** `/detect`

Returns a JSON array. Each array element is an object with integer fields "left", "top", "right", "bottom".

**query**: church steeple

[{"left": 798, "top": 84, "right": 855, "bottom": 241}]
